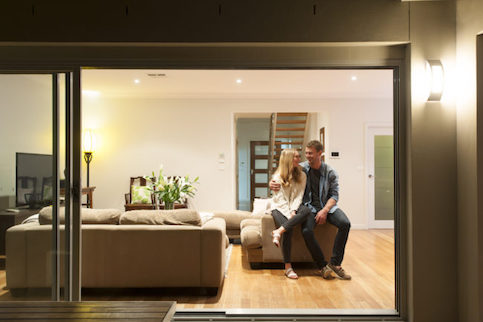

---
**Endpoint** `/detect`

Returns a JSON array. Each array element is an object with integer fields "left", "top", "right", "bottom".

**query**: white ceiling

[{"left": 81, "top": 69, "right": 393, "bottom": 99}]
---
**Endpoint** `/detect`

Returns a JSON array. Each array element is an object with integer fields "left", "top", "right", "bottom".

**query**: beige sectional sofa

[
  {"left": 241, "top": 214, "right": 337, "bottom": 267},
  {"left": 6, "top": 208, "right": 227, "bottom": 296}
]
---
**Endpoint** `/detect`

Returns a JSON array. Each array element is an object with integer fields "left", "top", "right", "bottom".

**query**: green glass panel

[{"left": 374, "top": 135, "right": 394, "bottom": 221}]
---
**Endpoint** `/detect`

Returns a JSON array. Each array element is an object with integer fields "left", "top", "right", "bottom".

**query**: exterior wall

[
  {"left": 0, "top": 1, "right": 409, "bottom": 42},
  {"left": 408, "top": 3, "right": 458, "bottom": 322},
  {"left": 0, "top": 1, "right": 467, "bottom": 321},
  {"left": 456, "top": 0, "right": 483, "bottom": 321}
]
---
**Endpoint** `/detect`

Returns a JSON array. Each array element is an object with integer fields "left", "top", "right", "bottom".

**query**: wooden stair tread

[
  {"left": 276, "top": 120, "right": 307, "bottom": 124},
  {"left": 274, "top": 148, "right": 302, "bottom": 151},
  {"left": 276, "top": 127, "right": 305, "bottom": 131},
  {"left": 275, "top": 135, "right": 304, "bottom": 138},
  {"left": 274, "top": 141, "right": 303, "bottom": 145},
  {"left": 276, "top": 112, "right": 308, "bottom": 117}
]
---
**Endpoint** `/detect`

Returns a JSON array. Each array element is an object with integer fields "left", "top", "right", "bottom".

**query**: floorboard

[{"left": 0, "top": 229, "right": 395, "bottom": 309}]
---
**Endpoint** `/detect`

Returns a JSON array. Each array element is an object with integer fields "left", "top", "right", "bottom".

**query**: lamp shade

[
  {"left": 83, "top": 129, "right": 95, "bottom": 153},
  {"left": 426, "top": 60, "right": 444, "bottom": 101}
]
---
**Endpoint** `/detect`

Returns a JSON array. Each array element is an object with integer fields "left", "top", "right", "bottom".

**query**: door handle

[
  {"left": 368, "top": 174, "right": 374, "bottom": 178},
  {"left": 251, "top": 169, "right": 254, "bottom": 175}
]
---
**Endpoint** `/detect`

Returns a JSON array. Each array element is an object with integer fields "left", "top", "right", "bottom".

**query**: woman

[{"left": 270, "top": 148, "right": 311, "bottom": 279}]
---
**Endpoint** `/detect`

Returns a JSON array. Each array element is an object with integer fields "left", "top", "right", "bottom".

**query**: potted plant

[{"left": 145, "top": 166, "right": 199, "bottom": 210}]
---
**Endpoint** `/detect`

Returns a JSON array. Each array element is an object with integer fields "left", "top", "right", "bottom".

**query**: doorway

[{"left": 366, "top": 125, "right": 394, "bottom": 229}]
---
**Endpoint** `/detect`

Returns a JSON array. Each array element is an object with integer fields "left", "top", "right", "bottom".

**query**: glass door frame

[{"left": 0, "top": 69, "right": 82, "bottom": 301}]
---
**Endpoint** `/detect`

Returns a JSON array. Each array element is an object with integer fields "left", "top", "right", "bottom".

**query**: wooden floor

[{"left": 0, "top": 229, "right": 394, "bottom": 309}]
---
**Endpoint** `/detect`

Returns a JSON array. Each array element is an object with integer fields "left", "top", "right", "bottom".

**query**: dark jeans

[
  {"left": 271, "top": 205, "right": 312, "bottom": 263},
  {"left": 301, "top": 208, "right": 351, "bottom": 268}
]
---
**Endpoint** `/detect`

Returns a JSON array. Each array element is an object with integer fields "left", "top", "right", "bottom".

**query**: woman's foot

[
  {"left": 285, "top": 268, "right": 298, "bottom": 279},
  {"left": 272, "top": 230, "right": 281, "bottom": 247}
]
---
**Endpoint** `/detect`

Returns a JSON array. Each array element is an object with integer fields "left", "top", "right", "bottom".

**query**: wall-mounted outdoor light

[{"left": 426, "top": 60, "right": 444, "bottom": 101}]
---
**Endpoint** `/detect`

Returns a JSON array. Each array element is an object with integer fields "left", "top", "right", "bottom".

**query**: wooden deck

[{"left": 0, "top": 301, "right": 175, "bottom": 321}]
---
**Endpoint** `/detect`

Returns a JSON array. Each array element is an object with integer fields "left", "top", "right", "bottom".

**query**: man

[{"left": 270, "top": 140, "right": 351, "bottom": 280}]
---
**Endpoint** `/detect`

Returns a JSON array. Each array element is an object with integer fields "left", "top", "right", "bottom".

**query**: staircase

[{"left": 268, "top": 112, "right": 309, "bottom": 178}]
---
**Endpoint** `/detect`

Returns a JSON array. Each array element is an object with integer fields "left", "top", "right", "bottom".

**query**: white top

[{"left": 270, "top": 172, "right": 307, "bottom": 218}]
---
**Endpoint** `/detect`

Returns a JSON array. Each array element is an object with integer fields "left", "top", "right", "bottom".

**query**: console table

[{"left": 60, "top": 186, "right": 96, "bottom": 208}]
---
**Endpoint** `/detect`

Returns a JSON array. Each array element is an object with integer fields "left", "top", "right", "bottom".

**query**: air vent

[{"left": 147, "top": 73, "right": 167, "bottom": 78}]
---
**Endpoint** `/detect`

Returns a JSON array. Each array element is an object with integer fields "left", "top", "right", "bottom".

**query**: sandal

[
  {"left": 285, "top": 268, "right": 298, "bottom": 279},
  {"left": 272, "top": 231, "right": 281, "bottom": 247}
]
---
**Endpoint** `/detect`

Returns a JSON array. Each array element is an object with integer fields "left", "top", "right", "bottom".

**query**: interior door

[
  {"left": 366, "top": 126, "right": 394, "bottom": 229},
  {"left": 250, "top": 141, "right": 269, "bottom": 211}
]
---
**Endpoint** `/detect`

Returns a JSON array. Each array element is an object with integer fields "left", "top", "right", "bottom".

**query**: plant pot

[{"left": 164, "top": 201, "right": 174, "bottom": 210}]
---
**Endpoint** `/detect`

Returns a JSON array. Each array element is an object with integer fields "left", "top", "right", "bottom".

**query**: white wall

[
  {"left": 83, "top": 96, "right": 392, "bottom": 228},
  {"left": 316, "top": 101, "right": 393, "bottom": 229},
  {"left": 0, "top": 75, "right": 53, "bottom": 206}
]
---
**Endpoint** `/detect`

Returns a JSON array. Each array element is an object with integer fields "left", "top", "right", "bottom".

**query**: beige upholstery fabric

[
  {"left": 261, "top": 214, "right": 337, "bottom": 262},
  {"left": 240, "top": 214, "right": 338, "bottom": 264},
  {"left": 240, "top": 227, "right": 262, "bottom": 249},
  {"left": 240, "top": 218, "right": 262, "bottom": 230},
  {"left": 120, "top": 209, "right": 202, "bottom": 226},
  {"left": 39, "top": 207, "right": 122, "bottom": 225},
  {"left": 212, "top": 210, "right": 252, "bottom": 229},
  {"left": 213, "top": 210, "right": 264, "bottom": 238},
  {"left": 6, "top": 218, "right": 226, "bottom": 289}
]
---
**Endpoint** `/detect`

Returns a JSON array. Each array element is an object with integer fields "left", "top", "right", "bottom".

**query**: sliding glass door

[{"left": 0, "top": 71, "right": 80, "bottom": 302}]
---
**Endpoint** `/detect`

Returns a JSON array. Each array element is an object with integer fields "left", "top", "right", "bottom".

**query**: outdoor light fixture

[
  {"left": 426, "top": 60, "right": 444, "bottom": 101},
  {"left": 82, "top": 129, "right": 95, "bottom": 187}
]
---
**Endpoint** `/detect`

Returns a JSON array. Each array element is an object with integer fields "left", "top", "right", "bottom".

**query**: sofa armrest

[
  {"left": 200, "top": 218, "right": 226, "bottom": 287},
  {"left": 6, "top": 223, "right": 36, "bottom": 289}
]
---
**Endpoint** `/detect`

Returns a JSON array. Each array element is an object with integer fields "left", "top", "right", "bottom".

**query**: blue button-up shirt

[{"left": 300, "top": 161, "right": 339, "bottom": 214}]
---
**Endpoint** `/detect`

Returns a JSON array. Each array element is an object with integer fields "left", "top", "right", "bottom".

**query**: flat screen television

[{"left": 16, "top": 152, "right": 53, "bottom": 209}]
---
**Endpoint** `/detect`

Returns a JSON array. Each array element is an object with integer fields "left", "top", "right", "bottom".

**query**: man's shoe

[
  {"left": 320, "top": 266, "right": 334, "bottom": 280},
  {"left": 327, "top": 264, "right": 352, "bottom": 280}
]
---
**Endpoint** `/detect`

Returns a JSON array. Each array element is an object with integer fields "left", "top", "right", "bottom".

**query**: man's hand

[
  {"left": 269, "top": 180, "right": 281, "bottom": 192},
  {"left": 315, "top": 208, "right": 328, "bottom": 225}
]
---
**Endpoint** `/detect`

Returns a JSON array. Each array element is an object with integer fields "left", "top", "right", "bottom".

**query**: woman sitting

[{"left": 270, "top": 148, "right": 311, "bottom": 279}]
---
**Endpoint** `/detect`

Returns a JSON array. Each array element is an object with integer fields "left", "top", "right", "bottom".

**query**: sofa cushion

[
  {"left": 120, "top": 209, "right": 202, "bottom": 226},
  {"left": 252, "top": 198, "right": 272, "bottom": 214},
  {"left": 240, "top": 218, "right": 261, "bottom": 230},
  {"left": 39, "top": 206, "right": 122, "bottom": 225},
  {"left": 240, "top": 224, "right": 262, "bottom": 249},
  {"left": 212, "top": 210, "right": 254, "bottom": 229}
]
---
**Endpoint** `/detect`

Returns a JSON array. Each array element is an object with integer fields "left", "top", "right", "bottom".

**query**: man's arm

[
  {"left": 315, "top": 198, "right": 336, "bottom": 224},
  {"left": 269, "top": 179, "right": 281, "bottom": 192},
  {"left": 315, "top": 168, "right": 339, "bottom": 224}
]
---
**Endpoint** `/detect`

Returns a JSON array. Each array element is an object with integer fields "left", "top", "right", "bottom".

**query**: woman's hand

[{"left": 289, "top": 210, "right": 296, "bottom": 219}]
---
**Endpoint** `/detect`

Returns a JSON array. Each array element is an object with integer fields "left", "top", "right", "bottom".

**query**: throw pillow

[
  {"left": 119, "top": 209, "right": 202, "bottom": 226},
  {"left": 131, "top": 185, "right": 151, "bottom": 204},
  {"left": 39, "top": 206, "right": 122, "bottom": 225},
  {"left": 252, "top": 198, "right": 272, "bottom": 215}
]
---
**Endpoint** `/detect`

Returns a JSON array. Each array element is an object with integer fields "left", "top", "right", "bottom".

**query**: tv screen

[{"left": 16, "top": 152, "right": 53, "bottom": 208}]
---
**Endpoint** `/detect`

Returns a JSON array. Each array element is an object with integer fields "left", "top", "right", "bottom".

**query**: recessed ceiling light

[
  {"left": 134, "top": 79, "right": 140, "bottom": 84},
  {"left": 82, "top": 90, "right": 100, "bottom": 97},
  {"left": 351, "top": 76, "right": 357, "bottom": 81},
  {"left": 236, "top": 78, "right": 243, "bottom": 84}
]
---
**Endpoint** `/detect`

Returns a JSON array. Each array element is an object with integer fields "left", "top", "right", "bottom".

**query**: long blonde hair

[{"left": 275, "top": 149, "right": 303, "bottom": 187}]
